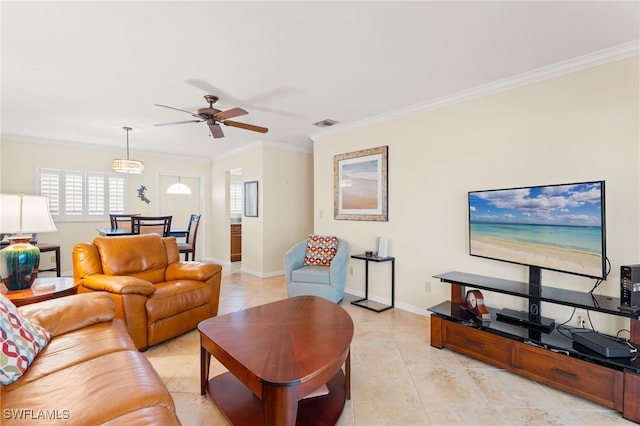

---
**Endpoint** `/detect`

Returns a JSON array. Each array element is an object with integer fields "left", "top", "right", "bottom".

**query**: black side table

[
  {"left": 350, "top": 254, "right": 395, "bottom": 312},
  {"left": 37, "top": 243, "right": 61, "bottom": 277}
]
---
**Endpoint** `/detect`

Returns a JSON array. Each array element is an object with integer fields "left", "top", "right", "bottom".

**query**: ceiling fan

[{"left": 154, "top": 95, "right": 268, "bottom": 138}]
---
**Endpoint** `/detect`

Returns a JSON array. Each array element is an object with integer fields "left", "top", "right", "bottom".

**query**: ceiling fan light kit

[
  {"left": 112, "top": 126, "right": 144, "bottom": 174},
  {"left": 155, "top": 95, "right": 268, "bottom": 139}
]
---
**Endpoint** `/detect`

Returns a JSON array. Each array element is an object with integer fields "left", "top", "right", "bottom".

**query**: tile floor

[{"left": 145, "top": 265, "right": 634, "bottom": 425}]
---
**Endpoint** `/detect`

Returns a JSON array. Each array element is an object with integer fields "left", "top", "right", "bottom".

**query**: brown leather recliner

[{"left": 73, "top": 234, "right": 222, "bottom": 350}]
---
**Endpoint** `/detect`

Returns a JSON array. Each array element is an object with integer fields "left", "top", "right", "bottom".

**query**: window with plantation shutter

[
  {"left": 87, "top": 174, "right": 105, "bottom": 216},
  {"left": 109, "top": 176, "right": 126, "bottom": 214},
  {"left": 230, "top": 181, "right": 242, "bottom": 215},
  {"left": 39, "top": 170, "right": 60, "bottom": 216},
  {"left": 38, "top": 168, "right": 128, "bottom": 221},
  {"left": 65, "top": 172, "right": 83, "bottom": 217}
]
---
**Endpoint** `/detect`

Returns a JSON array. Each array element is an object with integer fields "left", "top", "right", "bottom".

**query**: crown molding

[
  {"left": 311, "top": 41, "right": 640, "bottom": 142},
  {"left": 1, "top": 133, "right": 211, "bottom": 163}
]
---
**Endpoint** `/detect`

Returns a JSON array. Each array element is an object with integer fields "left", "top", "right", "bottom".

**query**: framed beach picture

[
  {"left": 334, "top": 146, "right": 388, "bottom": 221},
  {"left": 244, "top": 181, "right": 258, "bottom": 217}
]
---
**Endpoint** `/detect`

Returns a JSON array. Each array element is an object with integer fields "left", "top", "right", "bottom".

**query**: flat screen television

[
  {"left": 468, "top": 180, "right": 607, "bottom": 333},
  {"left": 468, "top": 180, "right": 606, "bottom": 280}
]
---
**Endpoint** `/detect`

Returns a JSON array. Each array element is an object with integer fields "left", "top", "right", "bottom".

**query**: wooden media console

[{"left": 429, "top": 271, "right": 640, "bottom": 423}]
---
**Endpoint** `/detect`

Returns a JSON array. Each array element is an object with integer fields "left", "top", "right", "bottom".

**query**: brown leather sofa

[
  {"left": 1, "top": 292, "right": 181, "bottom": 425},
  {"left": 73, "top": 234, "right": 222, "bottom": 350}
]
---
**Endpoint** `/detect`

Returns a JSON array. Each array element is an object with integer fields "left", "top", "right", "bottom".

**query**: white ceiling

[{"left": 2, "top": 1, "right": 639, "bottom": 160}]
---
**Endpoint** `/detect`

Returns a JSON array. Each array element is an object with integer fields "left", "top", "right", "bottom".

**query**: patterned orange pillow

[{"left": 303, "top": 235, "right": 338, "bottom": 267}]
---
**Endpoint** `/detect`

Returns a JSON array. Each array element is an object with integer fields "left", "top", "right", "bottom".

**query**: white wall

[
  {"left": 312, "top": 56, "right": 639, "bottom": 334},
  {"left": 262, "top": 145, "right": 314, "bottom": 273},
  {"left": 210, "top": 142, "right": 314, "bottom": 276},
  {"left": 0, "top": 138, "right": 211, "bottom": 274},
  {"left": 1, "top": 138, "right": 314, "bottom": 278}
]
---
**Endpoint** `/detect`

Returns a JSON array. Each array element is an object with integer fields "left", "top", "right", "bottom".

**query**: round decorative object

[
  {"left": 464, "top": 289, "right": 491, "bottom": 321},
  {"left": 32, "top": 280, "right": 56, "bottom": 291},
  {"left": 0, "top": 237, "right": 40, "bottom": 290}
]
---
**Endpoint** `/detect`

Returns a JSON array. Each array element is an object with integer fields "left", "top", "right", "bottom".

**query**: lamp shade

[
  {"left": 166, "top": 182, "right": 192, "bottom": 194},
  {"left": 112, "top": 159, "right": 144, "bottom": 174},
  {"left": 112, "top": 126, "right": 144, "bottom": 174},
  {"left": 0, "top": 193, "right": 57, "bottom": 234}
]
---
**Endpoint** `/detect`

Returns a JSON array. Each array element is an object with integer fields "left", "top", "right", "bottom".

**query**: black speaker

[{"left": 620, "top": 265, "right": 640, "bottom": 311}]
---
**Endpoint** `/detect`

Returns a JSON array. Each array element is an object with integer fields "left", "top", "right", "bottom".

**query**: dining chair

[
  {"left": 131, "top": 216, "right": 172, "bottom": 237},
  {"left": 178, "top": 214, "right": 201, "bottom": 261},
  {"left": 109, "top": 214, "right": 140, "bottom": 232}
]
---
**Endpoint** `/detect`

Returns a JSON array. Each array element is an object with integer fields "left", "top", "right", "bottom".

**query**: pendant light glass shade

[
  {"left": 113, "top": 126, "right": 144, "bottom": 174},
  {"left": 112, "top": 159, "right": 144, "bottom": 174},
  {"left": 166, "top": 176, "right": 192, "bottom": 195}
]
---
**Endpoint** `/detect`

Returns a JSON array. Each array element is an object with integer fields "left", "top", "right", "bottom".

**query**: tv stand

[
  {"left": 429, "top": 271, "right": 640, "bottom": 424},
  {"left": 495, "top": 308, "right": 555, "bottom": 333}
]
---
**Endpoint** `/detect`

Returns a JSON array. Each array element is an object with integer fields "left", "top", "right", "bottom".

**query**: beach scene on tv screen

[{"left": 469, "top": 182, "right": 604, "bottom": 277}]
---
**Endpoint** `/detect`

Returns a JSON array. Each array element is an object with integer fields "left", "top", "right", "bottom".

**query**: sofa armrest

[
  {"left": 81, "top": 274, "right": 156, "bottom": 296},
  {"left": 18, "top": 292, "right": 115, "bottom": 337},
  {"left": 284, "top": 240, "right": 308, "bottom": 283},
  {"left": 165, "top": 261, "right": 222, "bottom": 281}
]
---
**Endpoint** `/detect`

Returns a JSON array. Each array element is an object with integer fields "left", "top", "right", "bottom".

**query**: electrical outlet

[
  {"left": 319, "top": 210, "right": 324, "bottom": 219},
  {"left": 424, "top": 281, "right": 431, "bottom": 293},
  {"left": 577, "top": 314, "right": 586, "bottom": 328},
  {"left": 349, "top": 266, "right": 353, "bottom": 276}
]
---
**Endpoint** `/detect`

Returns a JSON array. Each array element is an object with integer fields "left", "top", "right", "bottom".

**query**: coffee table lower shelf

[{"left": 204, "top": 369, "right": 347, "bottom": 426}]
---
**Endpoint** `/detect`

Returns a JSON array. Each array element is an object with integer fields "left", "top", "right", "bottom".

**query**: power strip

[{"left": 572, "top": 330, "right": 632, "bottom": 358}]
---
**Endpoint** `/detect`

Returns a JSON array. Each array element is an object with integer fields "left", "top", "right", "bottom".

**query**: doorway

[
  {"left": 159, "top": 174, "right": 202, "bottom": 258},
  {"left": 229, "top": 169, "right": 242, "bottom": 262}
]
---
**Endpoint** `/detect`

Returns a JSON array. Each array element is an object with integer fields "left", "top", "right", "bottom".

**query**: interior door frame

[{"left": 157, "top": 172, "right": 205, "bottom": 259}]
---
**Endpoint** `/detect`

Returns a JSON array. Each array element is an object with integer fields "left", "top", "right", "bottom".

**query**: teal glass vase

[{"left": 0, "top": 237, "right": 40, "bottom": 290}]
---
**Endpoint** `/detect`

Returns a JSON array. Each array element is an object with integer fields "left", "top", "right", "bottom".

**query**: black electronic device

[
  {"left": 495, "top": 308, "right": 555, "bottom": 333},
  {"left": 572, "top": 330, "right": 633, "bottom": 358},
  {"left": 620, "top": 264, "right": 640, "bottom": 312}
]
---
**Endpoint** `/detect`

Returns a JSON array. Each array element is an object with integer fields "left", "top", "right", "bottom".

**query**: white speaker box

[{"left": 377, "top": 237, "right": 388, "bottom": 257}]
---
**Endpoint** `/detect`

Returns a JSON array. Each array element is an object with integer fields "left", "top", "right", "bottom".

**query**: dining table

[{"left": 96, "top": 228, "right": 188, "bottom": 238}]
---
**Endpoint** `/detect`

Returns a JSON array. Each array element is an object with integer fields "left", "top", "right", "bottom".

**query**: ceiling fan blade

[
  {"left": 155, "top": 119, "right": 202, "bottom": 127},
  {"left": 154, "top": 104, "right": 199, "bottom": 117},
  {"left": 224, "top": 120, "right": 269, "bottom": 134},
  {"left": 209, "top": 123, "right": 225, "bottom": 138},
  {"left": 215, "top": 107, "right": 248, "bottom": 120}
]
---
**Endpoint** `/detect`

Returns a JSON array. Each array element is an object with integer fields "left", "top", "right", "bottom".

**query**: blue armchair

[{"left": 284, "top": 238, "right": 349, "bottom": 303}]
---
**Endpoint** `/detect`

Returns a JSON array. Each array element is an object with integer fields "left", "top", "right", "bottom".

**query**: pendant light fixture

[
  {"left": 112, "top": 126, "right": 144, "bottom": 174},
  {"left": 167, "top": 176, "right": 192, "bottom": 195}
]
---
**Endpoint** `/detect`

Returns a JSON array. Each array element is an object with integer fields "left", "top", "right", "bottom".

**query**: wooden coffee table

[
  {"left": 198, "top": 296, "right": 354, "bottom": 426},
  {"left": 5, "top": 277, "right": 77, "bottom": 307}
]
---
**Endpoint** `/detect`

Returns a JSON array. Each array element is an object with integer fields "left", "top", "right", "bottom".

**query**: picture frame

[
  {"left": 244, "top": 181, "right": 258, "bottom": 217},
  {"left": 334, "top": 146, "right": 388, "bottom": 221}
]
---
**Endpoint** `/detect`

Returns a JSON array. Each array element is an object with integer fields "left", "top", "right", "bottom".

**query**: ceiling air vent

[{"left": 313, "top": 118, "right": 339, "bottom": 128}]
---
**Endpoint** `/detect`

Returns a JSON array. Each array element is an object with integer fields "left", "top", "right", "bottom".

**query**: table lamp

[{"left": 0, "top": 193, "right": 57, "bottom": 290}]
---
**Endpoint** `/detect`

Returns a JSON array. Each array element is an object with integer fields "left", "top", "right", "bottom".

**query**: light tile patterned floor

[{"left": 145, "top": 265, "right": 633, "bottom": 425}]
